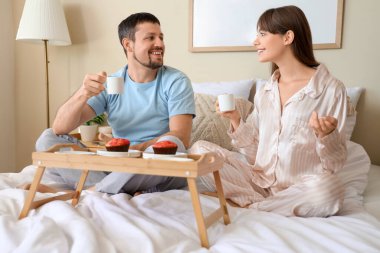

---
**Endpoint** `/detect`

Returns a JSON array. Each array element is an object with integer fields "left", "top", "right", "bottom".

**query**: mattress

[{"left": 0, "top": 142, "right": 379, "bottom": 253}]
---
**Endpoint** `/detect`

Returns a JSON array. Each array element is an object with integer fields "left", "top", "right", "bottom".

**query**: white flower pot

[{"left": 79, "top": 125, "right": 98, "bottom": 142}]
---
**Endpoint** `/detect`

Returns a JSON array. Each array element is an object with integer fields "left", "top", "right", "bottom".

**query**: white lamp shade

[{"left": 16, "top": 0, "right": 71, "bottom": 46}]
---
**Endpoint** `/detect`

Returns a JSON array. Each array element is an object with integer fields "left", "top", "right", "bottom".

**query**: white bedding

[
  {"left": 364, "top": 164, "right": 380, "bottom": 221},
  {"left": 1, "top": 142, "right": 380, "bottom": 253}
]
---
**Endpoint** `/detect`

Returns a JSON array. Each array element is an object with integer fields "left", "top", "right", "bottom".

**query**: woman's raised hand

[{"left": 308, "top": 111, "right": 338, "bottom": 138}]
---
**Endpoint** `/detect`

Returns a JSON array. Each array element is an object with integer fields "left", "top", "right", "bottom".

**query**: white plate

[
  {"left": 54, "top": 151, "right": 96, "bottom": 155},
  {"left": 142, "top": 152, "right": 187, "bottom": 159},
  {"left": 96, "top": 149, "right": 142, "bottom": 158},
  {"left": 150, "top": 157, "right": 194, "bottom": 162}
]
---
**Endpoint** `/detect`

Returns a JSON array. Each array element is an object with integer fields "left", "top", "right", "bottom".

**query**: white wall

[
  {"left": 11, "top": 0, "right": 380, "bottom": 171},
  {"left": 0, "top": 0, "right": 16, "bottom": 172}
]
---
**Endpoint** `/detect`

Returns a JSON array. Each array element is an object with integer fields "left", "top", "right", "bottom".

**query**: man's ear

[
  {"left": 122, "top": 38, "right": 133, "bottom": 52},
  {"left": 283, "top": 30, "right": 294, "bottom": 45}
]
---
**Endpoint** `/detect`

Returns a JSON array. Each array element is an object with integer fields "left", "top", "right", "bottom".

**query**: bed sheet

[
  {"left": 364, "top": 164, "right": 380, "bottom": 220},
  {"left": 1, "top": 143, "right": 380, "bottom": 253},
  {"left": 1, "top": 168, "right": 380, "bottom": 253}
]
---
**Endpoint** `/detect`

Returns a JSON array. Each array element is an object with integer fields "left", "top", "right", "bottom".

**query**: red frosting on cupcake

[
  {"left": 153, "top": 141, "right": 177, "bottom": 148},
  {"left": 152, "top": 141, "right": 178, "bottom": 154},
  {"left": 105, "top": 138, "right": 130, "bottom": 152}
]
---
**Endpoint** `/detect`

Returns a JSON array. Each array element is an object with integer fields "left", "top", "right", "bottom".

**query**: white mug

[
  {"left": 107, "top": 76, "right": 124, "bottom": 94},
  {"left": 218, "top": 94, "right": 235, "bottom": 112}
]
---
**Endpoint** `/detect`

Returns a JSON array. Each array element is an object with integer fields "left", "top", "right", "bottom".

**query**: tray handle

[
  {"left": 197, "top": 152, "right": 218, "bottom": 165},
  {"left": 46, "top": 143, "right": 88, "bottom": 153}
]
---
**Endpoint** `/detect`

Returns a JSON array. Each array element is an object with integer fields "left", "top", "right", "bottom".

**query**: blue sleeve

[
  {"left": 167, "top": 74, "right": 196, "bottom": 118},
  {"left": 87, "top": 91, "right": 107, "bottom": 116}
]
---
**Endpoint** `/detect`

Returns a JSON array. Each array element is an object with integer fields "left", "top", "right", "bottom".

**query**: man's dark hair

[{"left": 118, "top": 12, "right": 160, "bottom": 44}]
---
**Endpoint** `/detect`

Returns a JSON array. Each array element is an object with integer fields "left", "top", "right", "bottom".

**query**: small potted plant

[
  {"left": 79, "top": 113, "right": 106, "bottom": 142},
  {"left": 84, "top": 114, "right": 106, "bottom": 126}
]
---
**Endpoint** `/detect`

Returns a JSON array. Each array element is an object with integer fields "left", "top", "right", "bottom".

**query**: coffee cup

[
  {"left": 218, "top": 94, "right": 235, "bottom": 112},
  {"left": 106, "top": 76, "right": 124, "bottom": 94}
]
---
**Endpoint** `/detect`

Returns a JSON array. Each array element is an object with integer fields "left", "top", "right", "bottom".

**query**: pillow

[
  {"left": 191, "top": 79, "right": 255, "bottom": 101},
  {"left": 346, "top": 87, "right": 365, "bottom": 140},
  {"left": 347, "top": 87, "right": 365, "bottom": 108},
  {"left": 255, "top": 78, "right": 268, "bottom": 93},
  {"left": 191, "top": 93, "right": 253, "bottom": 150}
]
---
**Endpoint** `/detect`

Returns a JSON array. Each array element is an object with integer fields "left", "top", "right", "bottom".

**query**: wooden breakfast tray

[{"left": 19, "top": 143, "right": 230, "bottom": 248}]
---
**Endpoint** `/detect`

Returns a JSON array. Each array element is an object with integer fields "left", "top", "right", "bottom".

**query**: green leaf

[{"left": 85, "top": 113, "right": 106, "bottom": 125}]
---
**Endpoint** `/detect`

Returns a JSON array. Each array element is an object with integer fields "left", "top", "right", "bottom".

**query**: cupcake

[
  {"left": 152, "top": 141, "right": 178, "bottom": 155},
  {"left": 105, "top": 138, "right": 130, "bottom": 152}
]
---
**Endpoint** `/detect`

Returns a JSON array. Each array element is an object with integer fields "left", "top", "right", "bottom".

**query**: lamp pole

[
  {"left": 16, "top": 0, "right": 71, "bottom": 130},
  {"left": 43, "top": 39, "right": 50, "bottom": 128}
]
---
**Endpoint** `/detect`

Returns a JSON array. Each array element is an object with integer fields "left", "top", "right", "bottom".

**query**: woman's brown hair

[{"left": 257, "top": 5, "right": 319, "bottom": 73}]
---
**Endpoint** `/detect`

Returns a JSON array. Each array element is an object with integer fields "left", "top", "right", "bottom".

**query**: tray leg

[
  {"left": 187, "top": 177, "right": 209, "bottom": 248},
  {"left": 72, "top": 169, "right": 89, "bottom": 206},
  {"left": 213, "top": 170, "right": 230, "bottom": 225},
  {"left": 19, "top": 166, "right": 46, "bottom": 219}
]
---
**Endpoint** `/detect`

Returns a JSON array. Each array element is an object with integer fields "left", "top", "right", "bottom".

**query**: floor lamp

[{"left": 16, "top": 0, "right": 71, "bottom": 128}]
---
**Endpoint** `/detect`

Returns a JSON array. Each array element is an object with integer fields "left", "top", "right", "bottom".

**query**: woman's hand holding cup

[{"left": 216, "top": 94, "right": 241, "bottom": 130}]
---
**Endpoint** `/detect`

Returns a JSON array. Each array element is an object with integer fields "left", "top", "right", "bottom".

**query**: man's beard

[{"left": 133, "top": 52, "right": 163, "bottom": 70}]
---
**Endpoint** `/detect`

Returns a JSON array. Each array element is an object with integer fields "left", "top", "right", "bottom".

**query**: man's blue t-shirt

[{"left": 87, "top": 65, "right": 195, "bottom": 145}]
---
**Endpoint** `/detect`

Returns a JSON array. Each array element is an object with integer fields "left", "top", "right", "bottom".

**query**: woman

[{"left": 190, "top": 5, "right": 349, "bottom": 217}]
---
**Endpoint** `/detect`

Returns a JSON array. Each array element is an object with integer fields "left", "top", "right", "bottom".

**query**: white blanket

[{"left": 1, "top": 143, "right": 380, "bottom": 253}]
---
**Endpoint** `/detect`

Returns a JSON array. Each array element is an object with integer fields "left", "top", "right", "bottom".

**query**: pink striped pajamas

[{"left": 190, "top": 64, "right": 349, "bottom": 217}]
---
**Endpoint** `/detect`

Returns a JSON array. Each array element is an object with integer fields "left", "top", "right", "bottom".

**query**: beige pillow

[{"left": 191, "top": 93, "right": 253, "bottom": 150}]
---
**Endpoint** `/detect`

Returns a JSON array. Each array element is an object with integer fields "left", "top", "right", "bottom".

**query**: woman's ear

[{"left": 283, "top": 30, "right": 295, "bottom": 45}]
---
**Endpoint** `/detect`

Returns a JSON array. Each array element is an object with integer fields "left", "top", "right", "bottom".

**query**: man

[{"left": 35, "top": 12, "right": 195, "bottom": 195}]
